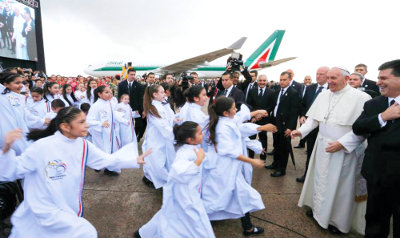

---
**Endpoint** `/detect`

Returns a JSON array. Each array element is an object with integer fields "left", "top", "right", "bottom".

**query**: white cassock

[
  {"left": 87, "top": 98, "right": 128, "bottom": 172},
  {"left": 0, "top": 92, "right": 31, "bottom": 155},
  {"left": 139, "top": 144, "right": 215, "bottom": 238},
  {"left": 0, "top": 131, "right": 141, "bottom": 238},
  {"left": 44, "top": 93, "right": 60, "bottom": 103},
  {"left": 201, "top": 116, "right": 264, "bottom": 220},
  {"left": 26, "top": 99, "right": 52, "bottom": 130},
  {"left": 142, "top": 100, "right": 175, "bottom": 189},
  {"left": 297, "top": 85, "right": 370, "bottom": 234},
  {"left": 74, "top": 90, "right": 87, "bottom": 107},
  {"left": 60, "top": 94, "right": 80, "bottom": 108},
  {"left": 116, "top": 102, "right": 137, "bottom": 147}
]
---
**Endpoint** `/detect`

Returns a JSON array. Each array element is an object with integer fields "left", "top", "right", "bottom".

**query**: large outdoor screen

[{"left": 0, "top": 0, "right": 37, "bottom": 61}]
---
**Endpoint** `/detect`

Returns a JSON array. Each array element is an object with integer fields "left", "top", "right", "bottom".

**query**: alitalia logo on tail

[{"left": 244, "top": 30, "right": 285, "bottom": 70}]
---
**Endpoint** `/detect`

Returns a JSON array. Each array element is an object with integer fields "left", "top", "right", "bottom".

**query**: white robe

[
  {"left": 0, "top": 92, "right": 31, "bottom": 155},
  {"left": 86, "top": 98, "right": 127, "bottom": 172},
  {"left": 74, "top": 90, "right": 87, "bottom": 107},
  {"left": 44, "top": 93, "right": 60, "bottom": 103},
  {"left": 60, "top": 94, "right": 79, "bottom": 108},
  {"left": 26, "top": 99, "right": 52, "bottom": 129},
  {"left": 116, "top": 102, "right": 137, "bottom": 147},
  {"left": 142, "top": 100, "right": 175, "bottom": 189},
  {"left": 139, "top": 144, "right": 215, "bottom": 238},
  {"left": 0, "top": 131, "right": 141, "bottom": 238},
  {"left": 298, "top": 85, "right": 370, "bottom": 234},
  {"left": 201, "top": 116, "right": 264, "bottom": 220}
]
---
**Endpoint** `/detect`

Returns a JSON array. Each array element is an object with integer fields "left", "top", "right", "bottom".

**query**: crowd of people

[{"left": 0, "top": 60, "right": 398, "bottom": 238}]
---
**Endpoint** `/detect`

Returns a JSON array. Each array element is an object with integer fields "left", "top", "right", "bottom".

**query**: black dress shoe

[
  {"left": 94, "top": 169, "right": 101, "bottom": 173},
  {"left": 294, "top": 144, "right": 305, "bottom": 148},
  {"left": 243, "top": 226, "right": 264, "bottom": 236},
  {"left": 296, "top": 175, "right": 305, "bottom": 183},
  {"left": 270, "top": 171, "right": 286, "bottom": 177},
  {"left": 267, "top": 149, "right": 275, "bottom": 155},
  {"left": 264, "top": 164, "right": 277, "bottom": 170},
  {"left": 142, "top": 176, "right": 155, "bottom": 188},
  {"left": 306, "top": 209, "right": 313, "bottom": 218},
  {"left": 133, "top": 230, "right": 141, "bottom": 238},
  {"left": 104, "top": 169, "right": 119, "bottom": 176},
  {"left": 328, "top": 225, "right": 343, "bottom": 235}
]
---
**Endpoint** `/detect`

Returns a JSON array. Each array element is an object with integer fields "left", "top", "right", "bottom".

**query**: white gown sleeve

[
  {"left": 86, "top": 141, "right": 140, "bottom": 170},
  {"left": 245, "top": 138, "right": 263, "bottom": 154},
  {"left": 337, "top": 130, "right": 365, "bottom": 153},
  {"left": 239, "top": 123, "right": 259, "bottom": 138},
  {"left": 169, "top": 151, "right": 200, "bottom": 184},
  {"left": 234, "top": 104, "right": 251, "bottom": 124},
  {"left": 298, "top": 117, "right": 319, "bottom": 139},
  {"left": 86, "top": 105, "right": 103, "bottom": 133},
  {"left": 216, "top": 126, "right": 241, "bottom": 159},
  {"left": 0, "top": 147, "right": 37, "bottom": 181},
  {"left": 148, "top": 114, "right": 174, "bottom": 140},
  {"left": 24, "top": 107, "right": 46, "bottom": 129}
]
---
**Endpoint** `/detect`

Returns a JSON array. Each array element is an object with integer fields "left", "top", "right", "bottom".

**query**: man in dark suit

[
  {"left": 117, "top": 68, "right": 145, "bottom": 141},
  {"left": 348, "top": 72, "right": 380, "bottom": 98},
  {"left": 352, "top": 60, "right": 400, "bottom": 238},
  {"left": 21, "top": 7, "right": 36, "bottom": 61},
  {"left": 216, "top": 71, "right": 244, "bottom": 109},
  {"left": 244, "top": 70, "right": 258, "bottom": 103},
  {"left": 355, "top": 63, "right": 380, "bottom": 94},
  {"left": 296, "top": 66, "right": 329, "bottom": 183},
  {"left": 287, "top": 69, "right": 305, "bottom": 98},
  {"left": 247, "top": 74, "right": 274, "bottom": 159},
  {"left": 265, "top": 71, "right": 301, "bottom": 177},
  {"left": 215, "top": 66, "right": 252, "bottom": 95}
]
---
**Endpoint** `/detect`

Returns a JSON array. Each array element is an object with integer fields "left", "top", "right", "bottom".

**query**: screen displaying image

[{"left": 0, "top": 0, "right": 37, "bottom": 61}]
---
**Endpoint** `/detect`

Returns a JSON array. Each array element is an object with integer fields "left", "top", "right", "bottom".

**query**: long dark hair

[
  {"left": 27, "top": 107, "right": 82, "bottom": 141},
  {"left": 173, "top": 121, "right": 199, "bottom": 146},
  {"left": 93, "top": 85, "right": 107, "bottom": 103},
  {"left": 207, "top": 96, "right": 234, "bottom": 145},
  {"left": 86, "top": 78, "right": 97, "bottom": 100},
  {"left": 0, "top": 72, "right": 21, "bottom": 94},
  {"left": 43, "top": 82, "right": 58, "bottom": 101},
  {"left": 186, "top": 85, "right": 205, "bottom": 103},
  {"left": 61, "top": 84, "right": 77, "bottom": 106},
  {"left": 143, "top": 84, "right": 161, "bottom": 118}
]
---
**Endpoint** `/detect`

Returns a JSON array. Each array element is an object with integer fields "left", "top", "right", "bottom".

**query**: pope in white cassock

[{"left": 291, "top": 67, "right": 371, "bottom": 234}]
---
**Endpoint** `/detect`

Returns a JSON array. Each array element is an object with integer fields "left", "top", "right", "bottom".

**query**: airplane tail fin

[{"left": 244, "top": 30, "right": 292, "bottom": 70}]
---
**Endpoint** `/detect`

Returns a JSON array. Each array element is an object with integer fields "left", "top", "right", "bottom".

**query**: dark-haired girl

[
  {"left": 61, "top": 84, "right": 79, "bottom": 107},
  {"left": 86, "top": 86, "right": 129, "bottom": 175},
  {"left": 142, "top": 85, "right": 176, "bottom": 189},
  {"left": 43, "top": 82, "right": 60, "bottom": 102},
  {"left": 201, "top": 96, "right": 266, "bottom": 236},
  {"left": 0, "top": 107, "right": 151, "bottom": 238},
  {"left": 85, "top": 78, "right": 97, "bottom": 104},
  {"left": 136, "top": 121, "right": 215, "bottom": 238},
  {"left": 26, "top": 87, "right": 52, "bottom": 129},
  {"left": 0, "top": 73, "right": 31, "bottom": 154}
]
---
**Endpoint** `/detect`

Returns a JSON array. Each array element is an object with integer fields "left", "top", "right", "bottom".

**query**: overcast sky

[{"left": 40, "top": 0, "right": 399, "bottom": 82}]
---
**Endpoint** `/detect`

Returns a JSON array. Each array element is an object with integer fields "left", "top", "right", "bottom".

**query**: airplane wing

[
  {"left": 258, "top": 57, "right": 297, "bottom": 68},
  {"left": 156, "top": 37, "right": 247, "bottom": 74}
]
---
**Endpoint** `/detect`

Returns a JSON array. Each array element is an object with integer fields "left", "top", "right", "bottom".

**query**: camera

[
  {"left": 180, "top": 73, "right": 193, "bottom": 90},
  {"left": 226, "top": 52, "right": 244, "bottom": 72}
]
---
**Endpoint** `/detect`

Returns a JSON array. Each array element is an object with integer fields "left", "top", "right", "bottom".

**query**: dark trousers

[
  {"left": 248, "top": 131, "right": 268, "bottom": 159},
  {"left": 298, "top": 137, "right": 306, "bottom": 146},
  {"left": 272, "top": 131, "right": 291, "bottom": 172},
  {"left": 303, "top": 128, "right": 318, "bottom": 176},
  {"left": 134, "top": 117, "right": 147, "bottom": 141},
  {"left": 365, "top": 181, "right": 400, "bottom": 238},
  {"left": 240, "top": 212, "right": 253, "bottom": 231}
]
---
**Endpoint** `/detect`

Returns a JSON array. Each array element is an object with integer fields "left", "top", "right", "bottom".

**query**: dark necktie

[
  {"left": 128, "top": 82, "right": 132, "bottom": 93},
  {"left": 258, "top": 88, "right": 263, "bottom": 97},
  {"left": 312, "top": 86, "right": 323, "bottom": 103},
  {"left": 223, "top": 89, "right": 228, "bottom": 96},
  {"left": 388, "top": 99, "right": 395, "bottom": 125},
  {"left": 279, "top": 89, "right": 284, "bottom": 100}
]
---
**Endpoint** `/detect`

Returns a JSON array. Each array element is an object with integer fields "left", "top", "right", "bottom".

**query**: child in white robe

[
  {"left": 0, "top": 107, "right": 152, "bottom": 238},
  {"left": 141, "top": 85, "right": 175, "bottom": 189},
  {"left": 86, "top": 85, "right": 128, "bottom": 176},
  {"left": 136, "top": 121, "right": 215, "bottom": 238},
  {"left": 60, "top": 84, "right": 79, "bottom": 108},
  {"left": 0, "top": 73, "right": 32, "bottom": 155},
  {"left": 201, "top": 96, "right": 266, "bottom": 236},
  {"left": 84, "top": 78, "right": 97, "bottom": 105},
  {"left": 117, "top": 94, "right": 137, "bottom": 147},
  {"left": 74, "top": 83, "right": 87, "bottom": 106},
  {"left": 43, "top": 82, "right": 60, "bottom": 103},
  {"left": 44, "top": 99, "right": 66, "bottom": 121},
  {"left": 26, "top": 87, "right": 52, "bottom": 130}
]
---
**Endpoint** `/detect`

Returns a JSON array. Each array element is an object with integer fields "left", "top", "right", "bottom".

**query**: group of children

[{"left": 0, "top": 72, "right": 278, "bottom": 237}]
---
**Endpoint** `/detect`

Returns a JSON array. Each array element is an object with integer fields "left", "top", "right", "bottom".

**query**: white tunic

[
  {"left": 26, "top": 99, "right": 52, "bottom": 129},
  {"left": 0, "top": 131, "right": 141, "bottom": 238},
  {"left": 298, "top": 85, "right": 370, "bottom": 234},
  {"left": 116, "top": 102, "right": 137, "bottom": 147},
  {"left": 139, "top": 144, "right": 215, "bottom": 238},
  {"left": 201, "top": 116, "right": 264, "bottom": 220},
  {"left": 44, "top": 93, "right": 60, "bottom": 103},
  {"left": 142, "top": 100, "right": 175, "bottom": 189}
]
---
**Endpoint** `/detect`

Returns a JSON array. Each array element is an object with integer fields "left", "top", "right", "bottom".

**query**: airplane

[{"left": 83, "top": 30, "right": 296, "bottom": 79}]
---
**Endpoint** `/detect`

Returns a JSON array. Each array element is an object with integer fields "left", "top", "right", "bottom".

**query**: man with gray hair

[
  {"left": 348, "top": 72, "right": 380, "bottom": 98},
  {"left": 291, "top": 67, "right": 371, "bottom": 235},
  {"left": 355, "top": 63, "right": 380, "bottom": 93}
]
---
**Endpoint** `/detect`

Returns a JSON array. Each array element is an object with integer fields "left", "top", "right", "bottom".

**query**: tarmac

[{"left": 82, "top": 135, "right": 364, "bottom": 238}]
